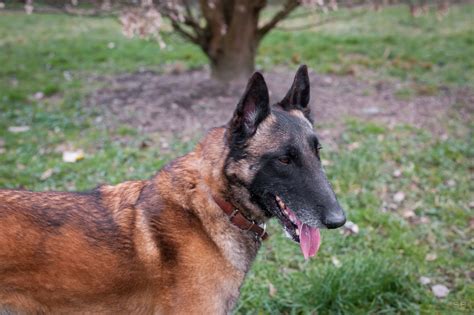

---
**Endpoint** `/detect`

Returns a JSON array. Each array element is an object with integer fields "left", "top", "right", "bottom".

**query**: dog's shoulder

[{"left": 98, "top": 180, "right": 147, "bottom": 211}]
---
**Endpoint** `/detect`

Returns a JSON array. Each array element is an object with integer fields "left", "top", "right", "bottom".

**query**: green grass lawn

[
  {"left": 260, "top": 4, "right": 474, "bottom": 86},
  {"left": 1, "top": 4, "right": 473, "bottom": 314}
]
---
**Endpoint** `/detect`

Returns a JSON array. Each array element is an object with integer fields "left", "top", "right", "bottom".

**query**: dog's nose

[{"left": 323, "top": 209, "right": 346, "bottom": 229}]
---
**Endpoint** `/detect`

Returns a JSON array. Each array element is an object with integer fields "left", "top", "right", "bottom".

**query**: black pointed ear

[
  {"left": 228, "top": 72, "right": 270, "bottom": 145},
  {"left": 278, "top": 65, "right": 311, "bottom": 121}
]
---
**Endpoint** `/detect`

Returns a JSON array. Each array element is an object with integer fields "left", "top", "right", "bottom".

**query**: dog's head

[{"left": 224, "top": 65, "right": 346, "bottom": 258}]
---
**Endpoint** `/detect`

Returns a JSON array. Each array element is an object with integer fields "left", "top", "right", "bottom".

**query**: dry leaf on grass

[
  {"left": 40, "top": 168, "right": 54, "bottom": 180},
  {"left": 393, "top": 191, "right": 405, "bottom": 203},
  {"left": 62, "top": 150, "right": 85, "bottom": 163},
  {"left": 8, "top": 126, "right": 30, "bottom": 133},
  {"left": 393, "top": 169, "right": 402, "bottom": 177},
  {"left": 34, "top": 91, "right": 44, "bottom": 100},
  {"left": 343, "top": 221, "right": 359, "bottom": 235},
  {"left": 268, "top": 282, "right": 277, "bottom": 297},
  {"left": 446, "top": 179, "right": 456, "bottom": 187},
  {"left": 347, "top": 142, "right": 360, "bottom": 151},
  {"left": 431, "top": 284, "right": 449, "bottom": 298},
  {"left": 419, "top": 276, "right": 431, "bottom": 285},
  {"left": 331, "top": 256, "right": 342, "bottom": 268},
  {"left": 402, "top": 210, "right": 416, "bottom": 219},
  {"left": 425, "top": 253, "right": 437, "bottom": 261}
]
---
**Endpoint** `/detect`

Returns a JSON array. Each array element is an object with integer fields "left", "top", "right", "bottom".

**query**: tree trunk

[
  {"left": 209, "top": 27, "right": 259, "bottom": 82},
  {"left": 200, "top": 0, "right": 265, "bottom": 82}
]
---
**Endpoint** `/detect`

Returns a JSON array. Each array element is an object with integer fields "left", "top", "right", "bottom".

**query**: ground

[
  {"left": 88, "top": 68, "right": 472, "bottom": 140},
  {"left": 1, "top": 3, "right": 473, "bottom": 314}
]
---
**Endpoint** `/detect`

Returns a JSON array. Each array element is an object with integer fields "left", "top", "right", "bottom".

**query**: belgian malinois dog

[{"left": 0, "top": 65, "right": 346, "bottom": 314}]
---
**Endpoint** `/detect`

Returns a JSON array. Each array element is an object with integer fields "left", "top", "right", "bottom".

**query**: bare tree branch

[
  {"left": 258, "top": 0, "right": 299, "bottom": 38},
  {"left": 170, "top": 19, "right": 201, "bottom": 45},
  {"left": 181, "top": 0, "right": 203, "bottom": 34},
  {"left": 156, "top": 1, "right": 205, "bottom": 46}
]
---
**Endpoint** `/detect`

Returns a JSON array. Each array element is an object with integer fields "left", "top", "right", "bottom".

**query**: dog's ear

[
  {"left": 278, "top": 65, "right": 311, "bottom": 121},
  {"left": 228, "top": 72, "right": 270, "bottom": 145}
]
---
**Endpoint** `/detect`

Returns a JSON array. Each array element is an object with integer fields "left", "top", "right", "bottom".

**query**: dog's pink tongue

[{"left": 298, "top": 223, "right": 321, "bottom": 260}]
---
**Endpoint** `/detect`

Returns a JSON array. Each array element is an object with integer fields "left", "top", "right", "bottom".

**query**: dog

[{"left": 0, "top": 65, "right": 346, "bottom": 314}]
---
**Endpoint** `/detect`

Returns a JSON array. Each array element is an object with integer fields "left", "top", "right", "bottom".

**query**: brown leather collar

[{"left": 213, "top": 196, "right": 268, "bottom": 241}]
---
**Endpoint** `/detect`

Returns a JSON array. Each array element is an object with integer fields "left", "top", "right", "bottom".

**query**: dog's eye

[{"left": 278, "top": 156, "right": 291, "bottom": 165}]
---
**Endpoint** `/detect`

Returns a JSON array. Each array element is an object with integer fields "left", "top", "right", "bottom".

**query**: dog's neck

[
  {"left": 212, "top": 194, "right": 268, "bottom": 241},
  {"left": 198, "top": 128, "right": 268, "bottom": 225},
  {"left": 152, "top": 127, "right": 262, "bottom": 272}
]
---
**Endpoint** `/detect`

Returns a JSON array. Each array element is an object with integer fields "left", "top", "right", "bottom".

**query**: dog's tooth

[{"left": 295, "top": 229, "right": 300, "bottom": 236}]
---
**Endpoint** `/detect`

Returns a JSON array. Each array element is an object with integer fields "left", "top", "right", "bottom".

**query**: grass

[
  {"left": 0, "top": 4, "right": 473, "bottom": 314},
  {"left": 236, "top": 122, "right": 473, "bottom": 314},
  {"left": 259, "top": 4, "right": 474, "bottom": 86}
]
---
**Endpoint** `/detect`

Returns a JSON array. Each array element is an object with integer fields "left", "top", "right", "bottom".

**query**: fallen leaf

[
  {"left": 331, "top": 256, "right": 342, "bottom": 268},
  {"left": 62, "top": 150, "right": 84, "bottom": 163},
  {"left": 388, "top": 202, "right": 398, "bottom": 210},
  {"left": 425, "top": 253, "right": 437, "bottom": 261},
  {"left": 362, "top": 106, "right": 380, "bottom": 115},
  {"left": 34, "top": 91, "right": 44, "bottom": 100},
  {"left": 393, "top": 191, "right": 405, "bottom": 203},
  {"left": 160, "top": 140, "right": 169, "bottom": 149},
  {"left": 343, "top": 221, "right": 359, "bottom": 235},
  {"left": 63, "top": 71, "right": 72, "bottom": 81},
  {"left": 348, "top": 142, "right": 360, "bottom": 151},
  {"left": 40, "top": 168, "right": 54, "bottom": 181},
  {"left": 432, "top": 284, "right": 449, "bottom": 298},
  {"left": 446, "top": 179, "right": 456, "bottom": 187},
  {"left": 393, "top": 169, "right": 402, "bottom": 177},
  {"left": 8, "top": 126, "right": 30, "bottom": 133},
  {"left": 268, "top": 282, "right": 277, "bottom": 297},
  {"left": 402, "top": 210, "right": 416, "bottom": 219},
  {"left": 419, "top": 276, "right": 431, "bottom": 285},
  {"left": 419, "top": 216, "right": 430, "bottom": 224}
]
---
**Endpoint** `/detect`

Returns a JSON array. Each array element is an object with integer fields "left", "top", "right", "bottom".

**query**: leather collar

[{"left": 213, "top": 196, "right": 268, "bottom": 241}]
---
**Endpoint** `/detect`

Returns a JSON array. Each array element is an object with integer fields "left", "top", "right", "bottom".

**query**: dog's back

[
  {"left": 0, "top": 183, "right": 158, "bottom": 313},
  {"left": 0, "top": 157, "right": 246, "bottom": 314}
]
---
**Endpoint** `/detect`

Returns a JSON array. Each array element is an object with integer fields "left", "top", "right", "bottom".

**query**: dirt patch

[{"left": 87, "top": 67, "right": 473, "bottom": 141}]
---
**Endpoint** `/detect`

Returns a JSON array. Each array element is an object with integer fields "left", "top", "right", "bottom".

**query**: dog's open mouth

[{"left": 275, "top": 196, "right": 321, "bottom": 259}]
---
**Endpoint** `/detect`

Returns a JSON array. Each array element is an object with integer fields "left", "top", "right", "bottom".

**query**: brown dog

[{"left": 0, "top": 66, "right": 346, "bottom": 314}]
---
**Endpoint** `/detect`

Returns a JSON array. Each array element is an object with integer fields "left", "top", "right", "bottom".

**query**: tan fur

[{"left": 0, "top": 126, "right": 265, "bottom": 314}]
